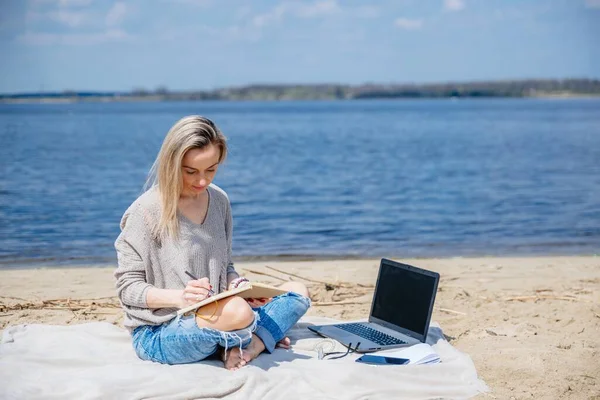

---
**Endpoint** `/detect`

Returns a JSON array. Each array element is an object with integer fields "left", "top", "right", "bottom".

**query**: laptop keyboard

[{"left": 333, "top": 323, "right": 407, "bottom": 346}]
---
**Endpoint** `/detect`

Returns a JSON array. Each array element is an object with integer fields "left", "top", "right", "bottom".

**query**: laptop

[{"left": 308, "top": 258, "right": 440, "bottom": 353}]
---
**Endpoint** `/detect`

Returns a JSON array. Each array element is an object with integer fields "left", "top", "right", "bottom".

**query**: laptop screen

[{"left": 371, "top": 261, "right": 437, "bottom": 336}]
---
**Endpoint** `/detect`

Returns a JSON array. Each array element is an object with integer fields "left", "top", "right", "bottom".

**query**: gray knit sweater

[{"left": 114, "top": 184, "right": 239, "bottom": 332}]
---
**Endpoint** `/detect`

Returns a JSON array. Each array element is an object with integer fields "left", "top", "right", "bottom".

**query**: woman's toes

[
  {"left": 240, "top": 334, "right": 266, "bottom": 363},
  {"left": 224, "top": 348, "right": 244, "bottom": 370},
  {"left": 277, "top": 336, "right": 291, "bottom": 349}
]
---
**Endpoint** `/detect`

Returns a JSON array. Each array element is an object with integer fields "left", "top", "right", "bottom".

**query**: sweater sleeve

[
  {"left": 114, "top": 205, "right": 154, "bottom": 308},
  {"left": 224, "top": 198, "right": 239, "bottom": 279}
]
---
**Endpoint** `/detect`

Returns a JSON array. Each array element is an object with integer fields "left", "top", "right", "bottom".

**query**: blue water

[{"left": 0, "top": 99, "right": 599, "bottom": 268}]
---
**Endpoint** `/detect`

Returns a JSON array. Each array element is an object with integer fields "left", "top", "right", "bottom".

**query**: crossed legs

[{"left": 194, "top": 282, "right": 310, "bottom": 370}]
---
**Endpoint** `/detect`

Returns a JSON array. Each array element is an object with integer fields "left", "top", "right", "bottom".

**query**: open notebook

[
  {"left": 177, "top": 282, "right": 287, "bottom": 316},
  {"left": 371, "top": 343, "right": 441, "bottom": 365}
]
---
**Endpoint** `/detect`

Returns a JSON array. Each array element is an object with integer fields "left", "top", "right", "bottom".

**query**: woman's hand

[
  {"left": 227, "top": 277, "right": 269, "bottom": 308},
  {"left": 179, "top": 277, "right": 213, "bottom": 308},
  {"left": 227, "top": 277, "right": 250, "bottom": 291},
  {"left": 246, "top": 297, "right": 270, "bottom": 308}
]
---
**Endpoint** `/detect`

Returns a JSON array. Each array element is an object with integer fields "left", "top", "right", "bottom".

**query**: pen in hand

[{"left": 184, "top": 271, "right": 215, "bottom": 296}]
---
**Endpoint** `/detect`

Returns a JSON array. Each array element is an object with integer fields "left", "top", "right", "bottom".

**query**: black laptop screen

[{"left": 371, "top": 262, "right": 436, "bottom": 336}]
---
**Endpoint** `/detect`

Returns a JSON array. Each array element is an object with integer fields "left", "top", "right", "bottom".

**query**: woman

[{"left": 114, "top": 115, "right": 310, "bottom": 369}]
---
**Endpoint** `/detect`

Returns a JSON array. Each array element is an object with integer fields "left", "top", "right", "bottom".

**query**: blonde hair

[{"left": 145, "top": 115, "right": 227, "bottom": 240}]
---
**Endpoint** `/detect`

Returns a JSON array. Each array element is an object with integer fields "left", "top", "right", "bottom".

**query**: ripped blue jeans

[{"left": 132, "top": 292, "right": 311, "bottom": 365}]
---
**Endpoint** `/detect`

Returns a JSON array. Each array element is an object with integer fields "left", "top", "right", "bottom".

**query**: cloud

[
  {"left": 234, "top": 6, "right": 253, "bottom": 21},
  {"left": 26, "top": 1, "right": 128, "bottom": 29},
  {"left": 296, "top": 0, "right": 339, "bottom": 17},
  {"left": 585, "top": 0, "right": 600, "bottom": 8},
  {"left": 159, "top": 22, "right": 263, "bottom": 45},
  {"left": 444, "top": 0, "right": 465, "bottom": 11},
  {"left": 18, "top": 0, "right": 135, "bottom": 46},
  {"left": 106, "top": 2, "right": 127, "bottom": 26},
  {"left": 252, "top": 0, "right": 340, "bottom": 27},
  {"left": 252, "top": 4, "right": 286, "bottom": 27},
  {"left": 394, "top": 17, "right": 423, "bottom": 30},
  {"left": 18, "top": 28, "right": 133, "bottom": 45},
  {"left": 57, "top": 0, "right": 93, "bottom": 6},
  {"left": 26, "top": 9, "right": 91, "bottom": 27},
  {"left": 352, "top": 6, "right": 380, "bottom": 18},
  {"left": 30, "top": 0, "right": 93, "bottom": 7},
  {"left": 168, "top": 0, "right": 211, "bottom": 6},
  {"left": 49, "top": 10, "right": 89, "bottom": 27}
]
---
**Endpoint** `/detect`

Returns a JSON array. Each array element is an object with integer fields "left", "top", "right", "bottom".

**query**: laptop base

[{"left": 308, "top": 323, "right": 417, "bottom": 353}]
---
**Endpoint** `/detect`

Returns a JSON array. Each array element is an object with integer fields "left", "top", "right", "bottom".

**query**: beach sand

[{"left": 1, "top": 256, "right": 598, "bottom": 399}]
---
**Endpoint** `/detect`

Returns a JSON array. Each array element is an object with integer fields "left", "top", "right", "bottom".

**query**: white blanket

[{"left": 0, "top": 317, "right": 488, "bottom": 399}]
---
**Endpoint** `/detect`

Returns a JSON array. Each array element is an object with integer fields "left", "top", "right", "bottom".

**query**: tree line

[{"left": 2, "top": 79, "right": 599, "bottom": 102}]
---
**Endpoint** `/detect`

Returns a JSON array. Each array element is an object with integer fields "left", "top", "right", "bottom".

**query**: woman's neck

[{"left": 179, "top": 189, "right": 208, "bottom": 203}]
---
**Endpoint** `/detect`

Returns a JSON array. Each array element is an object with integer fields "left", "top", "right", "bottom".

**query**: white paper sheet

[{"left": 375, "top": 343, "right": 441, "bottom": 365}]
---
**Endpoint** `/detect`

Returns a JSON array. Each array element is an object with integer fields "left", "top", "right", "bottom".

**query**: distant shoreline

[
  {"left": 2, "top": 78, "right": 599, "bottom": 103},
  {"left": 2, "top": 94, "right": 600, "bottom": 104}
]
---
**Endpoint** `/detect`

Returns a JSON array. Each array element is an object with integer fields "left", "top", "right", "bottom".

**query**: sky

[{"left": 0, "top": 0, "right": 599, "bottom": 93}]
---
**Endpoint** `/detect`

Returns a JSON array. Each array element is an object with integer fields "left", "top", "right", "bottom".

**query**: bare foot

[
  {"left": 223, "top": 334, "right": 266, "bottom": 370},
  {"left": 277, "top": 336, "right": 291, "bottom": 349},
  {"left": 222, "top": 347, "right": 247, "bottom": 371},
  {"left": 241, "top": 334, "right": 266, "bottom": 364}
]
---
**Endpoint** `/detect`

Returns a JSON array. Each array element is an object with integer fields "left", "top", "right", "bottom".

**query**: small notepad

[
  {"left": 375, "top": 343, "right": 441, "bottom": 365},
  {"left": 177, "top": 282, "right": 287, "bottom": 316}
]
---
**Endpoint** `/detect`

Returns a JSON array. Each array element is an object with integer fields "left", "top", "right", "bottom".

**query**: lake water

[{"left": 0, "top": 99, "right": 599, "bottom": 268}]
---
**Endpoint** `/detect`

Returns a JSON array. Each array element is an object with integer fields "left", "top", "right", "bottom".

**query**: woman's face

[{"left": 181, "top": 144, "right": 221, "bottom": 197}]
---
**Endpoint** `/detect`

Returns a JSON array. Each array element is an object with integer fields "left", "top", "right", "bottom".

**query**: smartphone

[{"left": 355, "top": 355, "right": 410, "bottom": 365}]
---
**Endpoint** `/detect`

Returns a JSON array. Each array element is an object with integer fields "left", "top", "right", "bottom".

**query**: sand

[{"left": 1, "top": 256, "right": 598, "bottom": 399}]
